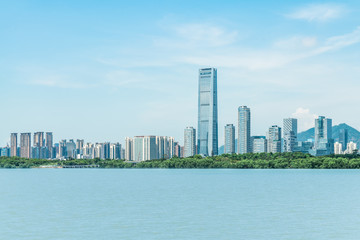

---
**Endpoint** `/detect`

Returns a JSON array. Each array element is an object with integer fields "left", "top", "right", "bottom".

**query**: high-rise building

[
  {"left": 224, "top": 124, "right": 235, "bottom": 154},
  {"left": 267, "top": 126, "right": 281, "bottom": 153},
  {"left": 334, "top": 142, "right": 342, "bottom": 155},
  {"left": 251, "top": 136, "right": 267, "bottom": 153},
  {"left": 184, "top": 127, "right": 196, "bottom": 157},
  {"left": 66, "top": 139, "right": 76, "bottom": 159},
  {"left": 46, "top": 132, "right": 53, "bottom": 158},
  {"left": 110, "top": 143, "right": 122, "bottom": 160},
  {"left": 238, "top": 106, "right": 251, "bottom": 154},
  {"left": 104, "top": 142, "right": 110, "bottom": 159},
  {"left": 125, "top": 137, "right": 133, "bottom": 161},
  {"left": 339, "top": 129, "right": 348, "bottom": 152},
  {"left": 20, "top": 133, "right": 31, "bottom": 158},
  {"left": 283, "top": 118, "right": 298, "bottom": 152},
  {"left": 10, "top": 133, "right": 17, "bottom": 157},
  {"left": 197, "top": 67, "right": 218, "bottom": 156},
  {"left": 174, "top": 142, "right": 181, "bottom": 157},
  {"left": 33, "top": 132, "right": 44, "bottom": 147},
  {"left": 312, "top": 116, "right": 333, "bottom": 156},
  {"left": 76, "top": 139, "right": 84, "bottom": 155},
  {"left": 345, "top": 141, "right": 357, "bottom": 154}
]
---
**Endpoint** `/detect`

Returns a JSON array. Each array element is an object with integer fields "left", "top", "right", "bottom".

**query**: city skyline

[{"left": 1, "top": 1, "right": 360, "bottom": 147}]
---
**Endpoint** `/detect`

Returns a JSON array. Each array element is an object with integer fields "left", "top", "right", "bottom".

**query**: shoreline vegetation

[{"left": 2, "top": 153, "right": 360, "bottom": 169}]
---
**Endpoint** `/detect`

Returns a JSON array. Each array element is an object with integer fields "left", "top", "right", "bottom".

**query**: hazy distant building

[
  {"left": 20, "top": 133, "right": 31, "bottom": 158},
  {"left": 267, "top": 126, "right": 281, "bottom": 153},
  {"left": 238, "top": 106, "right": 251, "bottom": 154},
  {"left": 283, "top": 118, "right": 297, "bottom": 152},
  {"left": 184, "top": 127, "right": 196, "bottom": 157},
  {"left": 197, "top": 67, "right": 218, "bottom": 156},
  {"left": 345, "top": 142, "right": 357, "bottom": 154},
  {"left": 110, "top": 143, "right": 122, "bottom": 159},
  {"left": 311, "top": 116, "right": 334, "bottom": 156},
  {"left": 1, "top": 146, "right": 10, "bottom": 157},
  {"left": 46, "top": 132, "right": 53, "bottom": 158},
  {"left": 125, "top": 137, "right": 133, "bottom": 161},
  {"left": 251, "top": 136, "right": 267, "bottom": 153},
  {"left": 33, "top": 132, "right": 44, "bottom": 147},
  {"left": 133, "top": 136, "right": 157, "bottom": 162},
  {"left": 334, "top": 142, "right": 342, "bottom": 155},
  {"left": 10, "top": 133, "right": 17, "bottom": 157},
  {"left": 224, "top": 124, "right": 235, "bottom": 154},
  {"left": 76, "top": 139, "right": 84, "bottom": 155},
  {"left": 339, "top": 129, "right": 348, "bottom": 152},
  {"left": 66, "top": 140, "right": 76, "bottom": 159},
  {"left": 174, "top": 142, "right": 181, "bottom": 157}
]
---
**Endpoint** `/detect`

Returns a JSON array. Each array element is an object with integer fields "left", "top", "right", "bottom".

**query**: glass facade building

[
  {"left": 267, "top": 125, "right": 282, "bottom": 153},
  {"left": 184, "top": 127, "right": 196, "bottom": 157},
  {"left": 197, "top": 68, "right": 218, "bottom": 156},
  {"left": 238, "top": 106, "right": 251, "bottom": 154},
  {"left": 224, "top": 124, "right": 235, "bottom": 154}
]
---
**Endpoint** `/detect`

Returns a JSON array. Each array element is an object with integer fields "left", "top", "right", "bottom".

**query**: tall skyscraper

[
  {"left": 224, "top": 124, "right": 235, "bottom": 154},
  {"left": 20, "top": 133, "right": 31, "bottom": 158},
  {"left": 184, "top": 127, "right": 196, "bottom": 157},
  {"left": 197, "top": 67, "right": 218, "bottom": 156},
  {"left": 238, "top": 106, "right": 251, "bottom": 154},
  {"left": 46, "top": 132, "right": 53, "bottom": 158},
  {"left": 10, "top": 133, "right": 17, "bottom": 157},
  {"left": 339, "top": 129, "right": 348, "bottom": 152},
  {"left": 267, "top": 126, "right": 281, "bottom": 153},
  {"left": 312, "top": 116, "right": 333, "bottom": 156},
  {"left": 133, "top": 136, "right": 157, "bottom": 162},
  {"left": 125, "top": 137, "right": 133, "bottom": 161},
  {"left": 251, "top": 136, "right": 267, "bottom": 153},
  {"left": 104, "top": 142, "right": 110, "bottom": 159},
  {"left": 33, "top": 132, "right": 44, "bottom": 147},
  {"left": 283, "top": 118, "right": 298, "bottom": 152}
]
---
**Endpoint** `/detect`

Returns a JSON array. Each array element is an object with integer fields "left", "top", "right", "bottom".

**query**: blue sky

[{"left": 1, "top": 0, "right": 360, "bottom": 146}]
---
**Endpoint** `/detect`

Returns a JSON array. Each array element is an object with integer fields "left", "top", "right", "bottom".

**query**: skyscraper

[
  {"left": 46, "top": 132, "right": 53, "bottom": 158},
  {"left": 125, "top": 137, "right": 133, "bottom": 161},
  {"left": 251, "top": 136, "right": 267, "bottom": 153},
  {"left": 238, "top": 106, "right": 251, "bottom": 154},
  {"left": 10, "top": 133, "right": 17, "bottom": 157},
  {"left": 33, "top": 132, "right": 44, "bottom": 147},
  {"left": 133, "top": 136, "right": 157, "bottom": 162},
  {"left": 197, "top": 68, "right": 218, "bottom": 156},
  {"left": 312, "top": 116, "right": 333, "bottom": 156},
  {"left": 184, "top": 127, "right": 196, "bottom": 157},
  {"left": 339, "top": 129, "right": 348, "bottom": 152},
  {"left": 283, "top": 118, "right": 297, "bottom": 152},
  {"left": 224, "top": 124, "right": 235, "bottom": 154},
  {"left": 20, "top": 133, "right": 31, "bottom": 158},
  {"left": 267, "top": 126, "right": 281, "bottom": 153}
]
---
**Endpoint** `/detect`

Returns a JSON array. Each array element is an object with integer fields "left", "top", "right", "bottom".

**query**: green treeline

[{"left": 2, "top": 152, "right": 360, "bottom": 169}]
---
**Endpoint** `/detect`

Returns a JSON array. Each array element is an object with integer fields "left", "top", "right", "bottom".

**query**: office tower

[
  {"left": 33, "top": 132, "right": 44, "bottom": 147},
  {"left": 251, "top": 136, "right": 267, "bottom": 153},
  {"left": 224, "top": 124, "right": 235, "bottom": 154},
  {"left": 312, "top": 116, "right": 333, "bottom": 156},
  {"left": 133, "top": 136, "right": 157, "bottom": 162},
  {"left": 20, "top": 133, "right": 31, "bottom": 158},
  {"left": 283, "top": 118, "right": 298, "bottom": 152},
  {"left": 103, "top": 142, "right": 110, "bottom": 159},
  {"left": 174, "top": 142, "right": 181, "bottom": 157},
  {"left": 125, "top": 137, "right": 133, "bottom": 161},
  {"left": 66, "top": 140, "right": 76, "bottom": 159},
  {"left": 76, "top": 139, "right": 84, "bottom": 155},
  {"left": 334, "top": 142, "right": 342, "bottom": 155},
  {"left": 168, "top": 137, "right": 175, "bottom": 159},
  {"left": 121, "top": 148, "right": 125, "bottom": 160},
  {"left": 10, "top": 133, "right": 17, "bottom": 157},
  {"left": 83, "top": 143, "right": 94, "bottom": 159},
  {"left": 345, "top": 142, "right": 357, "bottom": 154},
  {"left": 46, "top": 132, "right": 53, "bottom": 158},
  {"left": 184, "top": 127, "right": 196, "bottom": 157},
  {"left": 94, "top": 143, "right": 103, "bottom": 159},
  {"left": 267, "top": 126, "right": 281, "bottom": 153},
  {"left": 110, "top": 143, "right": 121, "bottom": 160},
  {"left": 197, "top": 67, "right": 218, "bottom": 156},
  {"left": 156, "top": 136, "right": 166, "bottom": 159},
  {"left": 339, "top": 129, "right": 348, "bottom": 152},
  {"left": 59, "top": 140, "right": 67, "bottom": 158},
  {"left": 238, "top": 106, "right": 251, "bottom": 154}
]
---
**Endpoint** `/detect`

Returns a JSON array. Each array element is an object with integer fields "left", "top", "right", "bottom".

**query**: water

[{"left": 1, "top": 169, "right": 360, "bottom": 239}]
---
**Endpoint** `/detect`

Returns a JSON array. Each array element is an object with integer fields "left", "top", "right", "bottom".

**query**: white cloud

[
  {"left": 274, "top": 36, "right": 317, "bottom": 49},
  {"left": 287, "top": 4, "right": 346, "bottom": 22},
  {"left": 292, "top": 108, "right": 318, "bottom": 132},
  {"left": 154, "top": 23, "right": 238, "bottom": 48}
]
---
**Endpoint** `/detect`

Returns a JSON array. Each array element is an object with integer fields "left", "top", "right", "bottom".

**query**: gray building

[
  {"left": 197, "top": 68, "right": 218, "bottom": 156},
  {"left": 251, "top": 136, "right": 267, "bottom": 153},
  {"left": 224, "top": 124, "right": 235, "bottom": 154},
  {"left": 46, "top": 132, "right": 53, "bottom": 158},
  {"left": 20, "top": 133, "right": 31, "bottom": 158},
  {"left": 184, "top": 127, "right": 196, "bottom": 157},
  {"left": 267, "top": 126, "right": 281, "bottom": 153},
  {"left": 339, "top": 129, "right": 348, "bottom": 152},
  {"left": 238, "top": 106, "right": 251, "bottom": 154},
  {"left": 125, "top": 137, "right": 133, "bottom": 161},
  {"left": 283, "top": 118, "right": 298, "bottom": 152},
  {"left": 311, "top": 116, "right": 333, "bottom": 156},
  {"left": 10, "top": 133, "right": 17, "bottom": 157}
]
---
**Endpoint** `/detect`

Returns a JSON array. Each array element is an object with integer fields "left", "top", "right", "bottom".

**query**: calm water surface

[{"left": 1, "top": 169, "right": 360, "bottom": 239}]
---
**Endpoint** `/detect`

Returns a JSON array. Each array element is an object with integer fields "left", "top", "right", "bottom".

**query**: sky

[{"left": 1, "top": 0, "right": 360, "bottom": 147}]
